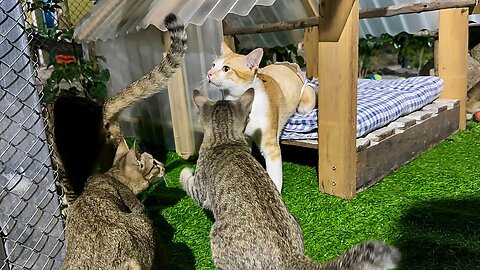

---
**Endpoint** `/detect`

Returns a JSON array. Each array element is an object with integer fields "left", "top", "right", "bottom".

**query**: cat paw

[
  {"left": 357, "top": 241, "right": 401, "bottom": 270},
  {"left": 179, "top": 167, "right": 194, "bottom": 187}
]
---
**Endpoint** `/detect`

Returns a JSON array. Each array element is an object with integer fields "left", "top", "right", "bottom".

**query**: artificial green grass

[{"left": 140, "top": 121, "right": 480, "bottom": 270}]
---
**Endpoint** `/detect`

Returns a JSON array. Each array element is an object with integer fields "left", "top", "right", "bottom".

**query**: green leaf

[
  {"left": 97, "top": 69, "right": 110, "bottom": 82},
  {"left": 88, "top": 83, "right": 108, "bottom": 100}
]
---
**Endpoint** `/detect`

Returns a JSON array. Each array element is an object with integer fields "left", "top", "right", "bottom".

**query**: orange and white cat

[{"left": 206, "top": 43, "right": 316, "bottom": 193}]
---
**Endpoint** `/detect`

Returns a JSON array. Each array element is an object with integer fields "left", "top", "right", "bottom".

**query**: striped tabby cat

[
  {"left": 62, "top": 139, "right": 164, "bottom": 270},
  {"left": 180, "top": 89, "right": 400, "bottom": 270},
  {"left": 47, "top": 13, "right": 187, "bottom": 207}
]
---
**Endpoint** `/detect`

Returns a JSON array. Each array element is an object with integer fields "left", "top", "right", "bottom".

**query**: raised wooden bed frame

[
  {"left": 169, "top": 0, "right": 477, "bottom": 198},
  {"left": 169, "top": 0, "right": 473, "bottom": 198}
]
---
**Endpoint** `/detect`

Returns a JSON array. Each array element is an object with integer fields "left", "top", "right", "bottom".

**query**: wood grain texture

[
  {"left": 360, "top": 0, "right": 476, "bottom": 19},
  {"left": 356, "top": 100, "right": 459, "bottom": 191},
  {"left": 167, "top": 66, "right": 195, "bottom": 159},
  {"left": 318, "top": 0, "right": 356, "bottom": 42},
  {"left": 304, "top": 27, "right": 319, "bottom": 78},
  {"left": 438, "top": 8, "right": 469, "bottom": 130},
  {"left": 317, "top": 0, "right": 358, "bottom": 198}
]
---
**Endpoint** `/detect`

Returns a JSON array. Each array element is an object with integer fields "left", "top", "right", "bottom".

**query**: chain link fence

[{"left": 1, "top": 0, "right": 94, "bottom": 269}]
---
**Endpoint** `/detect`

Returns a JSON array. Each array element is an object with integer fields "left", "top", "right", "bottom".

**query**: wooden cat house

[
  {"left": 74, "top": 0, "right": 476, "bottom": 198},
  {"left": 223, "top": 0, "right": 475, "bottom": 198}
]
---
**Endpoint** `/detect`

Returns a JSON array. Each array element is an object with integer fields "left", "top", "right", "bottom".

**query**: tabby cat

[
  {"left": 180, "top": 90, "right": 400, "bottom": 270},
  {"left": 207, "top": 43, "right": 316, "bottom": 192},
  {"left": 47, "top": 13, "right": 187, "bottom": 206},
  {"left": 62, "top": 139, "right": 164, "bottom": 270}
]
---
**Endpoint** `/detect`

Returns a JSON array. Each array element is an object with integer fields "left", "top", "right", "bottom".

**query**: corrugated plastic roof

[
  {"left": 75, "top": 0, "right": 480, "bottom": 47},
  {"left": 74, "top": 0, "right": 276, "bottom": 41}
]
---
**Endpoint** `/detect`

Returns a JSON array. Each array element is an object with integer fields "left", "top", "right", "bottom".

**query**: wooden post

[
  {"left": 437, "top": 8, "right": 469, "bottom": 130},
  {"left": 223, "top": 36, "right": 236, "bottom": 52},
  {"left": 318, "top": 0, "right": 356, "bottom": 42},
  {"left": 304, "top": 27, "right": 319, "bottom": 77},
  {"left": 317, "top": 0, "right": 358, "bottom": 198},
  {"left": 167, "top": 66, "right": 196, "bottom": 159},
  {"left": 301, "top": 0, "right": 319, "bottom": 77},
  {"left": 223, "top": 21, "right": 236, "bottom": 52},
  {"left": 162, "top": 32, "right": 196, "bottom": 159}
]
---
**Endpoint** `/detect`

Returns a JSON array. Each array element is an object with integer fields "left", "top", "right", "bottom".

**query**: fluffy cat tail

[
  {"left": 290, "top": 241, "right": 400, "bottom": 270},
  {"left": 102, "top": 13, "right": 187, "bottom": 131}
]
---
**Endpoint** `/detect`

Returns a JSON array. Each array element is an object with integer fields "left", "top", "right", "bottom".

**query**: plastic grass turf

[{"left": 140, "top": 121, "right": 480, "bottom": 270}]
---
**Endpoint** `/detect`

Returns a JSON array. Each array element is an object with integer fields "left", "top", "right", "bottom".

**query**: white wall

[{"left": 96, "top": 19, "right": 223, "bottom": 151}]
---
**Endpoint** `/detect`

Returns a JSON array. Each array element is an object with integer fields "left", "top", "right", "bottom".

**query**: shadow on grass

[
  {"left": 142, "top": 181, "right": 196, "bottom": 270},
  {"left": 397, "top": 197, "right": 480, "bottom": 269}
]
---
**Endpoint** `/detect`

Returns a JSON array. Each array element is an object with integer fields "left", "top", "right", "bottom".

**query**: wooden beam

[
  {"left": 318, "top": 0, "right": 355, "bottom": 42},
  {"left": 167, "top": 65, "right": 196, "bottom": 159},
  {"left": 222, "top": 0, "right": 476, "bottom": 37},
  {"left": 437, "top": 8, "right": 469, "bottom": 130},
  {"left": 301, "top": 0, "right": 319, "bottom": 17},
  {"left": 304, "top": 27, "right": 318, "bottom": 77},
  {"left": 162, "top": 32, "right": 196, "bottom": 159},
  {"left": 360, "top": 0, "right": 476, "bottom": 19},
  {"left": 317, "top": 0, "right": 358, "bottom": 198},
  {"left": 223, "top": 16, "right": 318, "bottom": 36},
  {"left": 301, "top": 0, "right": 319, "bottom": 78},
  {"left": 222, "top": 21, "right": 236, "bottom": 52},
  {"left": 473, "top": 3, "right": 480, "bottom": 14}
]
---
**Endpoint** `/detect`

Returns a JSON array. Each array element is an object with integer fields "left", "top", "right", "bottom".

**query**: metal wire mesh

[{"left": 0, "top": 0, "right": 78, "bottom": 269}]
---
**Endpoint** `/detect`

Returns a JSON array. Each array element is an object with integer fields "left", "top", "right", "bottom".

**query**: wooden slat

[
  {"left": 317, "top": 0, "right": 358, "bottom": 198},
  {"left": 167, "top": 66, "right": 196, "bottom": 159},
  {"left": 318, "top": 0, "right": 356, "bottom": 42},
  {"left": 356, "top": 100, "right": 459, "bottom": 191},
  {"left": 163, "top": 32, "right": 195, "bottom": 159},
  {"left": 222, "top": 1, "right": 476, "bottom": 37},
  {"left": 301, "top": 0, "right": 319, "bottom": 78},
  {"left": 437, "top": 8, "right": 469, "bottom": 130},
  {"left": 304, "top": 27, "right": 319, "bottom": 77},
  {"left": 301, "top": 0, "right": 319, "bottom": 16},
  {"left": 223, "top": 21, "right": 236, "bottom": 52},
  {"left": 360, "top": 0, "right": 476, "bottom": 19},
  {"left": 223, "top": 36, "right": 236, "bottom": 52}
]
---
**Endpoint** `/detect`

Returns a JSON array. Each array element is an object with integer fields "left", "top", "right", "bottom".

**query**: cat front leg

[
  {"left": 180, "top": 168, "right": 210, "bottom": 208},
  {"left": 117, "top": 185, "right": 146, "bottom": 214}
]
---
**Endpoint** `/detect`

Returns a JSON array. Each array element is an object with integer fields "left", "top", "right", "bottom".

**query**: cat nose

[{"left": 207, "top": 70, "right": 213, "bottom": 77}]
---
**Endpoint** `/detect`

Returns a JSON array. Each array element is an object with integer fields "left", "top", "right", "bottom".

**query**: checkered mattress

[{"left": 281, "top": 76, "right": 444, "bottom": 140}]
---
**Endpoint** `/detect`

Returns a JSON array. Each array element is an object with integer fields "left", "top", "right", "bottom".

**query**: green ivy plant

[
  {"left": 43, "top": 55, "right": 110, "bottom": 104},
  {"left": 393, "top": 32, "right": 435, "bottom": 70},
  {"left": 24, "top": 0, "right": 110, "bottom": 104},
  {"left": 358, "top": 32, "right": 435, "bottom": 78},
  {"left": 238, "top": 44, "right": 305, "bottom": 68},
  {"left": 358, "top": 33, "right": 393, "bottom": 78}
]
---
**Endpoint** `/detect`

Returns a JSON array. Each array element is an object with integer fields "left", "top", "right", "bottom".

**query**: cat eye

[
  {"left": 212, "top": 63, "right": 215, "bottom": 67},
  {"left": 223, "top": 66, "right": 230, "bottom": 72}
]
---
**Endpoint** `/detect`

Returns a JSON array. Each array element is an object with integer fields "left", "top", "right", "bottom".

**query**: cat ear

[
  {"left": 125, "top": 141, "right": 138, "bottom": 165},
  {"left": 245, "top": 48, "right": 263, "bottom": 70},
  {"left": 237, "top": 88, "right": 255, "bottom": 113},
  {"left": 192, "top": 89, "right": 210, "bottom": 110},
  {"left": 221, "top": 41, "right": 234, "bottom": 55},
  {"left": 113, "top": 138, "right": 130, "bottom": 165}
]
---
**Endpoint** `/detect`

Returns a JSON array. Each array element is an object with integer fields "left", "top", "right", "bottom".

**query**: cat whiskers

[
  {"left": 160, "top": 174, "right": 169, "bottom": 188},
  {"left": 193, "top": 76, "right": 210, "bottom": 92}
]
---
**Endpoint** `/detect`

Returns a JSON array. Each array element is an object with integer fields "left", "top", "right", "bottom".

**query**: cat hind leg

[
  {"left": 260, "top": 140, "right": 283, "bottom": 193},
  {"left": 297, "top": 84, "right": 316, "bottom": 114}
]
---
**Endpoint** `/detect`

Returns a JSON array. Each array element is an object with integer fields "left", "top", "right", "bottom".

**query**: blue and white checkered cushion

[{"left": 281, "top": 76, "right": 444, "bottom": 140}]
